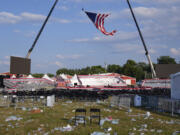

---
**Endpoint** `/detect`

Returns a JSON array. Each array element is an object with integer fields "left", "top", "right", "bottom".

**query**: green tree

[
  {"left": 47, "top": 73, "right": 54, "bottom": 78},
  {"left": 122, "top": 60, "right": 145, "bottom": 81},
  {"left": 90, "top": 65, "right": 106, "bottom": 74},
  {"left": 32, "top": 73, "right": 44, "bottom": 78},
  {"left": 134, "top": 66, "right": 145, "bottom": 81},
  {"left": 157, "top": 56, "right": 176, "bottom": 64},
  {"left": 122, "top": 60, "right": 137, "bottom": 77},
  {"left": 56, "top": 68, "right": 72, "bottom": 75},
  {"left": 107, "top": 64, "right": 122, "bottom": 74}
]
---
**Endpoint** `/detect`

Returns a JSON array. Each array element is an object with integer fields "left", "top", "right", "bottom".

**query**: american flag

[{"left": 84, "top": 10, "right": 116, "bottom": 36}]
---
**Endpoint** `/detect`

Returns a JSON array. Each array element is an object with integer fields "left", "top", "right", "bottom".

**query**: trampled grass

[{"left": 0, "top": 98, "right": 179, "bottom": 135}]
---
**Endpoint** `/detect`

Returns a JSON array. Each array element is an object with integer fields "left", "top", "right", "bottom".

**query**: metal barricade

[{"left": 111, "top": 95, "right": 131, "bottom": 110}]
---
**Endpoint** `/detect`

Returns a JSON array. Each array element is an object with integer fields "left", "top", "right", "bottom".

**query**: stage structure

[{"left": 126, "top": 0, "right": 157, "bottom": 78}]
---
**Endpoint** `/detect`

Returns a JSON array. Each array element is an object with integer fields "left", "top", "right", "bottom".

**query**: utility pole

[
  {"left": 26, "top": 0, "right": 59, "bottom": 58},
  {"left": 126, "top": 0, "right": 157, "bottom": 78}
]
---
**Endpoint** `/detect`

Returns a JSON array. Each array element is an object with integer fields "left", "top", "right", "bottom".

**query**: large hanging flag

[{"left": 83, "top": 9, "right": 116, "bottom": 36}]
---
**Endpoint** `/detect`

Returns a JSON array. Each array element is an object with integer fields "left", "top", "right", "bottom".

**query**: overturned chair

[
  {"left": 90, "top": 108, "right": 101, "bottom": 125},
  {"left": 75, "top": 108, "right": 86, "bottom": 125}
]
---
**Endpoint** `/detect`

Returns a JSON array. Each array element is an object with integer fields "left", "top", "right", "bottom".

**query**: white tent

[
  {"left": 26, "top": 75, "right": 34, "bottom": 78},
  {"left": 70, "top": 74, "right": 81, "bottom": 86},
  {"left": 43, "top": 74, "right": 54, "bottom": 82},
  {"left": 11, "top": 75, "right": 16, "bottom": 78},
  {"left": 60, "top": 74, "right": 68, "bottom": 80}
]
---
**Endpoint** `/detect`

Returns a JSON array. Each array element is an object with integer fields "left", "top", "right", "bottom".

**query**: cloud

[
  {"left": 21, "top": 12, "right": 46, "bottom": 22},
  {"left": 133, "top": 0, "right": 180, "bottom": 5},
  {"left": 113, "top": 43, "right": 142, "bottom": 53},
  {"left": 68, "top": 31, "right": 138, "bottom": 44},
  {"left": 170, "top": 48, "right": 180, "bottom": 56},
  {"left": 67, "top": 0, "right": 116, "bottom": 3},
  {"left": 58, "top": 6, "right": 68, "bottom": 11},
  {"left": 4, "top": 56, "right": 10, "bottom": 59},
  {"left": 25, "top": 31, "right": 36, "bottom": 37},
  {"left": 0, "top": 11, "right": 70, "bottom": 24},
  {"left": 133, "top": 7, "right": 164, "bottom": 18},
  {"left": 55, "top": 61, "right": 64, "bottom": 67},
  {"left": 0, "top": 60, "right": 9, "bottom": 65},
  {"left": 0, "top": 12, "right": 21, "bottom": 24},
  {"left": 53, "top": 18, "right": 71, "bottom": 23},
  {"left": 56, "top": 54, "right": 82, "bottom": 59}
]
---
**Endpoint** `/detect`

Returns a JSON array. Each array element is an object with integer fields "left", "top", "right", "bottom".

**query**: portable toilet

[{"left": 134, "top": 95, "right": 141, "bottom": 107}]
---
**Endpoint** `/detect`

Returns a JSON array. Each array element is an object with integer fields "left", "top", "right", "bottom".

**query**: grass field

[{"left": 0, "top": 98, "right": 180, "bottom": 135}]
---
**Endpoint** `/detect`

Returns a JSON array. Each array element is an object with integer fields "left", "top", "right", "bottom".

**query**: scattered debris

[
  {"left": 128, "top": 133, "right": 135, "bottom": 135},
  {"left": 31, "top": 109, "right": 43, "bottom": 113},
  {"left": 103, "top": 109, "right": 111, "bottom": 112},
  {"left": 172, "top": 131, "right": 180, "bottom": 135},
  {"left": 96, "top": 100, "right": 103, "bottom": 104},
  {"left": 76, "top": 117, "right": 86, "bottom": 124},
  {"left": 66, "top": 101, "right": 72, "bottom": 103},
  {"left": 54, "top": 124, "right": 75, "bottom": 132},
  {"left": 91, "top": 132, "right": 110, "bottom": 135},
  {"left": 21, "top": 107, "right": 26, "bottom": 111},
  {"left": 100, "top": 117, "right": 119, "bottom": 126},
  {"left": 166, "top": 120, "right": 175, "bottom": 125},
  {"left": 131, "top": 118, "right": 136, "bottom": 122},
  {"left": 100, "top": 119, "right": 106, "bottom": 126},
  {"left": 150, "top": 129, "right": 155, "bottom": 132},
  {"left": 43, "top": 132, "right": 49, "bottom": 135},
  {"left": 129, "top": 111, "right": 151, "bottom": 118},
  {"left": 107, "top": 116, "right": 113, "bottom": 121},
  {"left": 112, "top": 119, "right": 119, "bottom": 124},
  {"left": 5, "top": 116, "right": 23, "bottom": 122},
  {"left": 113, "top": 132, "right": 118, "bottom": 135},
  {"left": 142, "top": 124, "right": 147, "bottom": 128},
  {"left": 104, "top": 127, "right": 112, "bottom": 132},
  {"left": 157, "top": 129, "right": 163, "bottom": 133},
  {"left": 128, "top": 109, "right": 132, "bottom": 113},
  {"left": 133, "top": 128, "right": 136, "bottom": 131}
]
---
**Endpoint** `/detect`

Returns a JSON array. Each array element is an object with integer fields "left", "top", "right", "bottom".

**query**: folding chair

[
  {"left": 90, "top": 108, "right": 101, "bottom": 125},
  {"left": 75, "top": 108, "right": 86, "bottom": 125}
]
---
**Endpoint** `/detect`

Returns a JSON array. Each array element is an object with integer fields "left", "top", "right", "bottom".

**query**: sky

[{"left": 0, "top": 0, "right": 180, "bottom": 74}]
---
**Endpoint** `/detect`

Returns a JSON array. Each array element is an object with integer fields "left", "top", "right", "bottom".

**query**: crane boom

[
  {"left": 126, "top": 0, "right": 157, "bottom": 78},
  {"left": 26, "top": 0, "right": 59, "bottom": 58}
]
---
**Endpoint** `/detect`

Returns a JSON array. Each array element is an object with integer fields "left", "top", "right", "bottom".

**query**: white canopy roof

[
  {"left": 43, "top": 74, "right": 54, "bottom": 82},
  {"left": 11, "top": 75, "right": 16, "bottom": 78},
  {"left": 60, "top": 74, "right": 68, "bottom": 80},
  {"left": 27, "top": 75, "right": 34, "bottom": 78}
]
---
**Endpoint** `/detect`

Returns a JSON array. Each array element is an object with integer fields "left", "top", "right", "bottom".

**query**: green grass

[{"left": 0, "top": 98, "right": 179, "bottom": 135}]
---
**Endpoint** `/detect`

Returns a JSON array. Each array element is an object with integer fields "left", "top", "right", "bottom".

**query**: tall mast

[
  {"left": 126, "top": 0, "right": 157, "bottom": 78},
  {"left": 26, "top": 0, "right": 59, "bottom": 58}
]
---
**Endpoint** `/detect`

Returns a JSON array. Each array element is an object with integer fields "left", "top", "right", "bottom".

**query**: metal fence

[
  {"left": 141, "top": 96, "right": 180, "bottom": 115},
  {"left": 0, "top": 95, "right": 11, "bottom": 107},
  {"left": 111, "top": 94, "right": 180, "bottom": 116},
  {"left": 0, "top": 95, "right": 47, "bottom": 109},
  {"left": 111, "top": 95, "right": 131, "bottom": 109}
]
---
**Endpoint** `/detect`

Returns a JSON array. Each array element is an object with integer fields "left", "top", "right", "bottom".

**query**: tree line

[{"left": 56, "top": 56, "right": 177, "bottom": 81}]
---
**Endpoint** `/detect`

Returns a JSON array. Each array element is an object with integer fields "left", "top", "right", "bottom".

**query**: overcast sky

[{"left": 0, "top": 0, "right": 180, "bottom": 74}]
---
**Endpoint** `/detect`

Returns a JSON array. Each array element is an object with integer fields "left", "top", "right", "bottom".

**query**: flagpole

[
  {"left": 26, "top": 0, "right": 59, "bottom": 59},
  {"left": 126, "top": 0, "right": 157, "bottom": 78}
]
